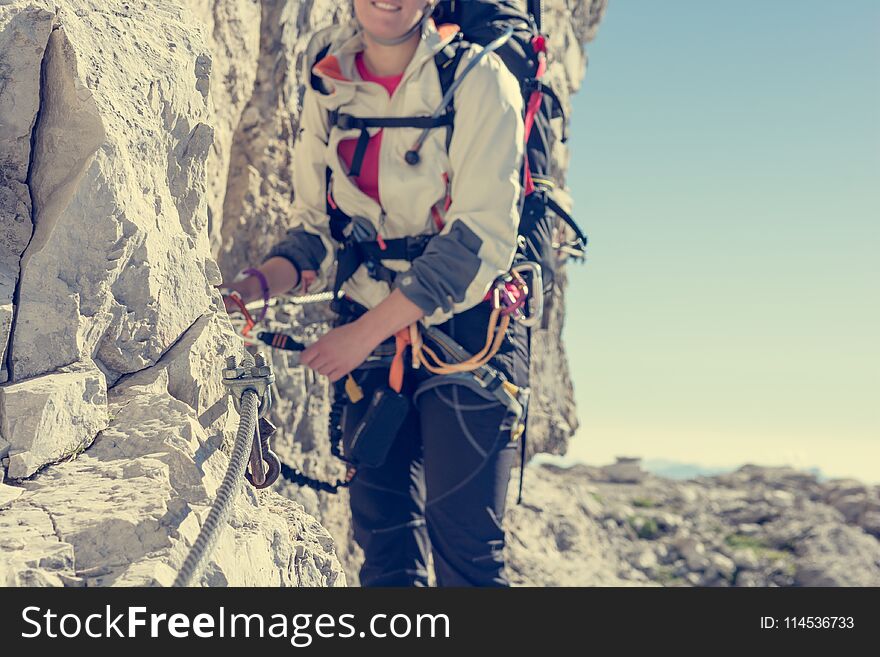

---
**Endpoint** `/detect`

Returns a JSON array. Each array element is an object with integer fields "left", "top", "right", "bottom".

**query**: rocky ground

[{"left": 505, "top": 459, "right": 880, "bottom": 586}]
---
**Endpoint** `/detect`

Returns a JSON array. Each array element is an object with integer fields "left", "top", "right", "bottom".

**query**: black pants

[{"left": 339, "top": 301, "right": 530, "bottom": 587}]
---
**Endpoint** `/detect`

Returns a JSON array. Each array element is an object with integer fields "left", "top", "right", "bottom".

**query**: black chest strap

[{"left": 329, "top": 110, "right": 456, "bottom": 178}]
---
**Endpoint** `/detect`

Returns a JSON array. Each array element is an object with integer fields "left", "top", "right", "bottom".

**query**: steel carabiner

[{"left": 245, "top": 417, "right": 282, "bottom": 489}]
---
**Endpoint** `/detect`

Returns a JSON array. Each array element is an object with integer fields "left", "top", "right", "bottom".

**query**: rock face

[
  {"left": 183, "top": 0, "right": 262, "bottom": 253},
  {"left": 1, "top": 368, "right": 343, "bottom": 587},
  {"left": 508, "top": 461, "right": 880, "bottom": 587},
  {"left": 0, "top": 0, "right": 344, "bottom": 587},
  {"left": 0, "top": 3, "right": 55, "bottom": 384},
  {"left": 9, "top": 3, "right": 218, "bottom": 383}
]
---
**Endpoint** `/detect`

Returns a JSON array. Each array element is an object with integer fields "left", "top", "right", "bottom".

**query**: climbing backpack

[
  {"left": 432, "top": 0, "right": 588, "bottom": 291},
  {"left": 315, "top": 0, "right": 588, "bottom": 309}
]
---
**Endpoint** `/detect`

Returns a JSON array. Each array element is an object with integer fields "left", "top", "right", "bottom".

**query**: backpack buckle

[{"left": 334, "top": 112, "right": 356, "bottom": 130}]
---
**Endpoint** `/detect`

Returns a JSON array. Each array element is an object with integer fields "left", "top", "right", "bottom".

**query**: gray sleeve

[
  {"left": 392, "top": 220, "right": 484, "bottom": 315},
  {"left": 264, "top": 227, "right": 328, "bottom": 279}
]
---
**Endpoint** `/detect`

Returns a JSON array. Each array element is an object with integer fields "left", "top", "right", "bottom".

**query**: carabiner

[{"left": 511, "top": 262, "right": 544, "bottom": 328}]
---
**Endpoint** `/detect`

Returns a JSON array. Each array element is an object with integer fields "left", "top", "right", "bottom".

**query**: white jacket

[{"left": 268, "top": 18, "right": 525, "bottom": 327}]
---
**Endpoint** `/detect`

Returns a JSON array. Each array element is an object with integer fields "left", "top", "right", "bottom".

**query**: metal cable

[
  {"left": 245, "top": 290, "right": 337, "bottom": 313},
  {"left": 172, "top": 387, "right": 259, "bottom": 587}
]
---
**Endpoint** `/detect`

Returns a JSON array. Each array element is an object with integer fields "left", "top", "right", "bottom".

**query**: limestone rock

[
  {"left": 708, "top": 552, "right": 736, "bottom": 580},
  {"left": 731, "top": 549, "right": 760, "bottom": 570},
  {"left": 111, "top": 310, "right": 242, "bottom": 434},
  {"left": 602, "top": 457, "right": 648, "bottom": 484},
  {"left": 674, "top": 537, "right": 708, "bottom": 570},
  {"left": 1, "top": 278, "right": 14, "bottom": 384},
  {"left": 1, "top": 377, "right": 344, "bottom": 587},
  {"left": 0, "top": 482, "right": 23, "bottom": 506},
  {"left": 0, "top": 0, "right": 344, "bottom": 588},
  {"left": 674, "top": 484, "right": 701, "bottom": 505},
  {"left": 635, "top": 548, "right": 658, "bottom": 571},
  {"left": 792, "top": 523, "right": 880, "bottom": 587},
  {"left": 0, "top": 2, "right": 55, "bottom": 383},
  {"left": 503, "top": 464, "right": 648, "bottom": 586},
  {"left": 182, "top": 0, "right": 262, "bottom": 252},
  {"left": 0, "top": 503, "right": 75, "bottom": 587},
  {"left": 0, "top": 363, "right": 107, "bottom": 479},
  {"left": 8, "top": 1, "right": 219, "bottom": 383},
  {"left": 860, "top": 511, "right": 880, "bottom": 538}
]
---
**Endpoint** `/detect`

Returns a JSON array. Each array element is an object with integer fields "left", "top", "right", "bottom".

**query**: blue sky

[{"left": 561, "top": 0, "right": 880, "bottom": 482}]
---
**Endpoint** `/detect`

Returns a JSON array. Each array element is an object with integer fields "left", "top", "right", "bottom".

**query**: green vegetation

[
  {"left": 725, "top": 533, "right": 796, "bottom": 573},
  {"left": 631, "top": 497, "right": 657, "bottom": 508},
  {"left": 653, "top": 565, "right": 685, "bottom": 586},
  {"left": 628, "top": 515, "right": 660, "bottom": 539},
  {"left": 61, "top": 440, "right": 90, "bottom": 463},
  {"left": 724, "top": 533, "right": 770, "bottom": 551}
]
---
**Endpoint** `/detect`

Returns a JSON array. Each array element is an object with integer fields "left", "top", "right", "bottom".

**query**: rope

[
  {"left": 172, "top": 387, "right": 259, "bottom": 587},
  {"left": 417, "top": 314, "right": 510, "bottom": 374}
]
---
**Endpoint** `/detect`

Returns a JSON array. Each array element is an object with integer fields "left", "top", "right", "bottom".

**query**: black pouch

[{"left": 347, "top": 386, "right": 411, "bottom": 468}]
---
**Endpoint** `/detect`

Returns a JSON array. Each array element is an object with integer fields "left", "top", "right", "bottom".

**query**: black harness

[{"left": 313, "top": 36, "right": 468, "bottom": 298}]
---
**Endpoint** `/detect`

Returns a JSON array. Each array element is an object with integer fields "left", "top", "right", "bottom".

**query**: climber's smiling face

[{"left": 353, "top": 1, "right": 432, "bottom": 42}]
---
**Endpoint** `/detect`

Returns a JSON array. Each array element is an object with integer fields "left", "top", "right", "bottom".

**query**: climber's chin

[{"left": 353, "top": 0, "right": 428, "bottom": 43}]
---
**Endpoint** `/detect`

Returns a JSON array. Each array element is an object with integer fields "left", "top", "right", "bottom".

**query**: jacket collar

[{"left": 312, "top": 18, "right": 460, "bottom": 87}]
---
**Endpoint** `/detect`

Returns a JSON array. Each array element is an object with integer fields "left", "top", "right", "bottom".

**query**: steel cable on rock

[
  {"left": 244, "top": 290, "right": 337, "bottom": 313},
  {"left": 172, "top": 387, "right": 259, "bottom": 588}
]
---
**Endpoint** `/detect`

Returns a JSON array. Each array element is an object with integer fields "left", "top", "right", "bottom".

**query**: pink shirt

[{"left": 337, "top": 52, "right": 403, "bottom": 207}]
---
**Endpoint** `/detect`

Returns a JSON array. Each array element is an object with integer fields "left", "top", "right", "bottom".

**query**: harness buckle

[
  {"left": 335, "top": 113, "right": 355, "bottom": 130},
  {"left": 406, "top": 235, "right": 432, "bottom": 259}
]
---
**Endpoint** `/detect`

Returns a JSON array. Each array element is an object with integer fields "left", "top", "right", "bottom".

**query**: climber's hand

[{"left": 300, "top": 322, "right": 379, "bottom": 383}]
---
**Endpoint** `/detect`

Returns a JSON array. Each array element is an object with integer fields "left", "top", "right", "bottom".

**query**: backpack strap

[
  {"left": 526, "top": 79, "right": 568, "bottom": 142},
  {"left": 528, "top": 0, "right": 544, "bottom": 34},
  {"left": 544, "top": 189, "right": 588, "bottom": 248},
  {"left": 434, "top": 33, "right": 467, "bottom": 151},
  {"left": 326, "top": 167, "right": 349, "bottom": 242}
]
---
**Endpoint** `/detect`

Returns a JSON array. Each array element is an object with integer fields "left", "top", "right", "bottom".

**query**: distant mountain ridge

[
  {"left": 535, "top": 454, "right": 828, "bottom": 483},
  {"left": 642, "top": 459, "right": 826, "bottom": 482}
]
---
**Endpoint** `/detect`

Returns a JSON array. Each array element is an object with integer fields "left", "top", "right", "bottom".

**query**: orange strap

[
  {"left": 389, "top": 302, "right": 509, "bottom": 389},
  {"left": 388, "top": 328, "right": 412, "bottom": 393}
]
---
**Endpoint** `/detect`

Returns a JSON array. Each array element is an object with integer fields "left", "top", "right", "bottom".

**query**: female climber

[{"left": 221, "top": 0, "right": 529, "bottom": 587}]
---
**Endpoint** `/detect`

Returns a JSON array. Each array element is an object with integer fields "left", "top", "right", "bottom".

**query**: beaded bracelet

[{"left": 242, "top": 267, "right": 270, "bottom": 322}]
